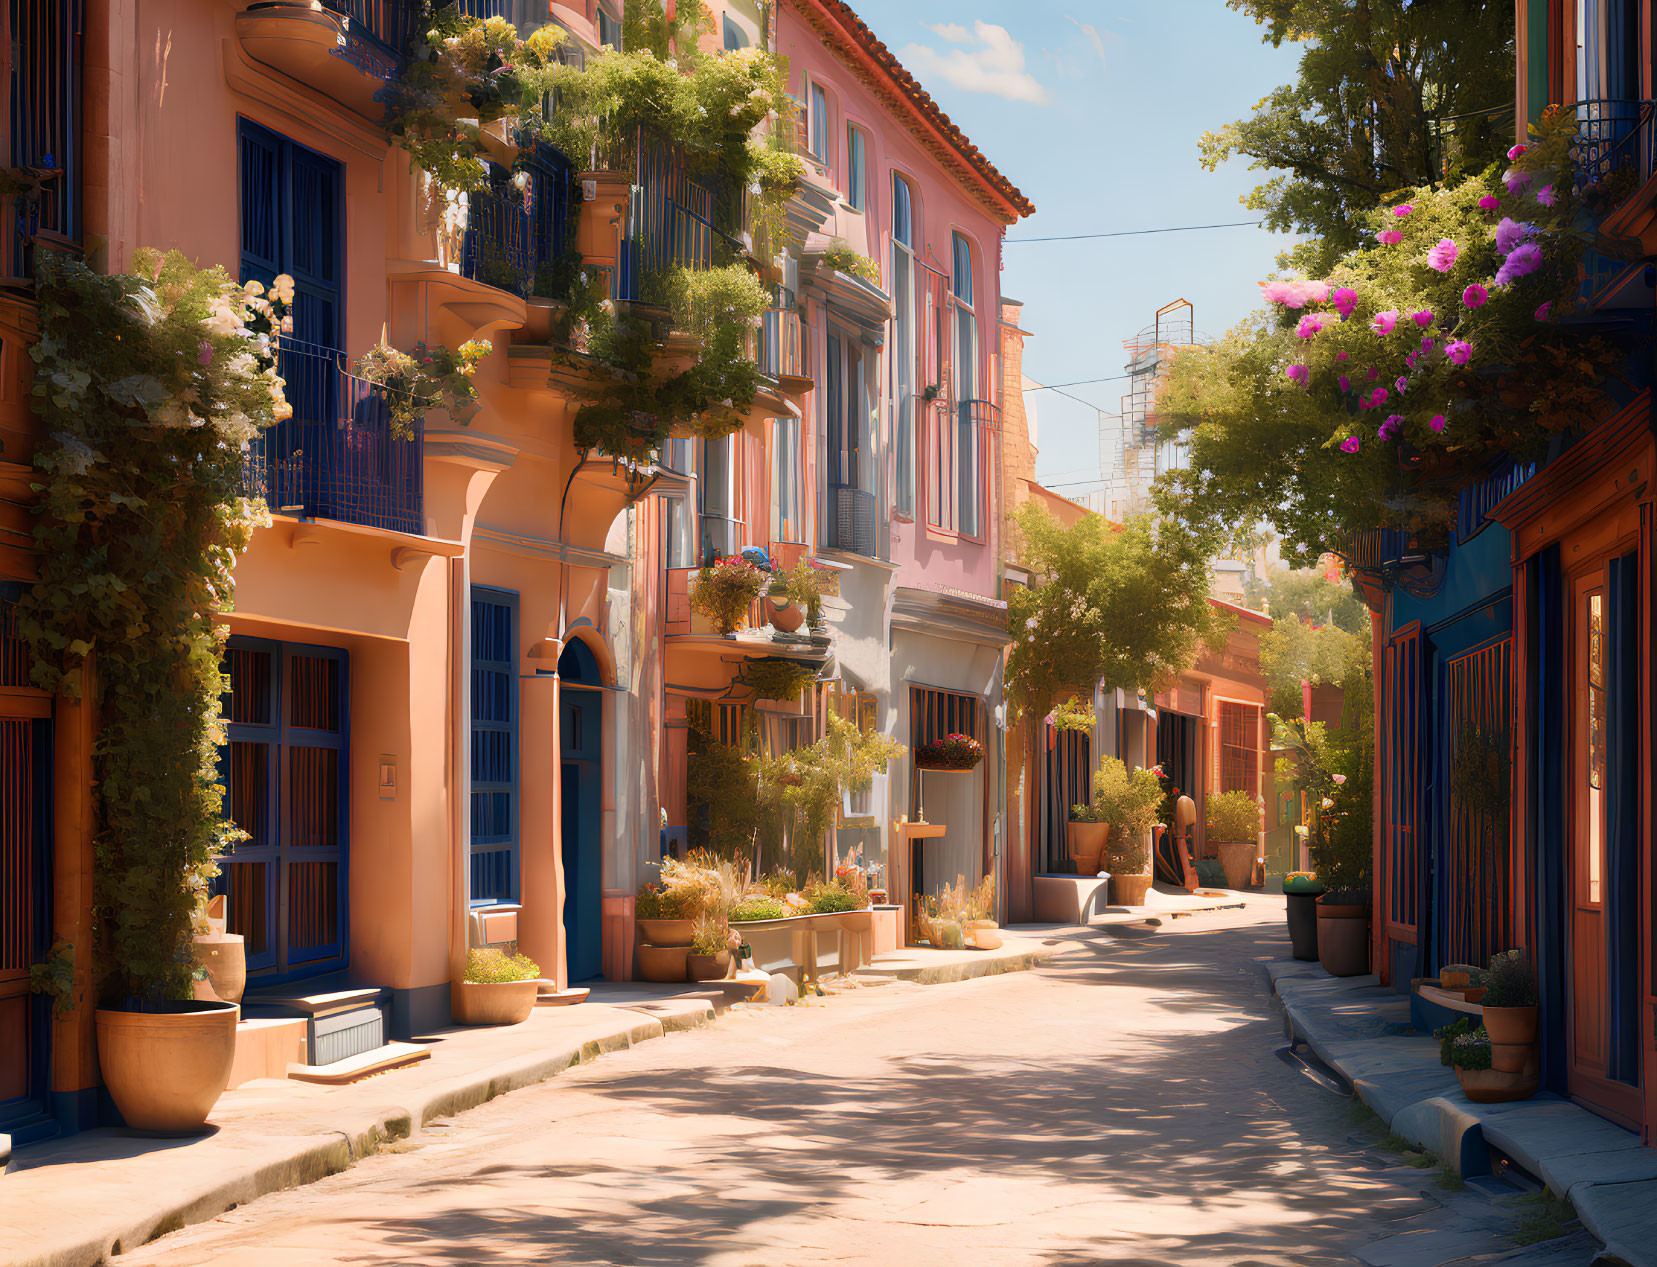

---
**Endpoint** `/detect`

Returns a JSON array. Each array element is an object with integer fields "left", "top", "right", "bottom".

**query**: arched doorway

[{"left": 559, "top": 638, "right": 604, "bottom": 982}]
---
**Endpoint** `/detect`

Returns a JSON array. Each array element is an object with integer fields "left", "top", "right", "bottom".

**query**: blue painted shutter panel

[{"left": 470, "top": 588, "right": 519, "bottom": 904}]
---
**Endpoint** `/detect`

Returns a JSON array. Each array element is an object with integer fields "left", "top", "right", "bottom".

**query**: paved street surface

[{"left": 124, "top": 903, "right": 1595, "bottom": 1265}]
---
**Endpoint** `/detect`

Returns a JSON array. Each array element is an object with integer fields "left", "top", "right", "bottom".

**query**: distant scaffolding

[{"left": 1101, "top": 299, "right": 1200, "bottom": 520}]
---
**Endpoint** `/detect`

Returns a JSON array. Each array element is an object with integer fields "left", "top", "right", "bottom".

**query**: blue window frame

[
  {"left": 846, "top": 126, "right": 866, "bottom": 211},
  {"left": 8, "top": 0, "right": 83, "bottom": 278},
  {"left": 811, "top": 82, "right": 829, "bottom": 162},
  {"left": 239, "top": 118, "right": 343, "bottom": 352},
  {"left": 470, "top": 587, "right": 519, "bottom": 904},
  {"left": 217, "top": 638, "right": 350, "bottom": 982}
]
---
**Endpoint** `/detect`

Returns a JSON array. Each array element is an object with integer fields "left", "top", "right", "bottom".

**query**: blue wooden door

[
  {"left": 560, "top": 639, "right": 603, "bottom": 981},
  {"left": 470, "top": 588, "right": 519, "bottom": 904},
  {"left": 218, "top": 639, "right": 350, "bottom": 981}
]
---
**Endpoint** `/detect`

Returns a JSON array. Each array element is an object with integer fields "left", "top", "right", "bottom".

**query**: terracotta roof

[{"left": 787, "top": 0, "right": 1035, "bottom": 223}]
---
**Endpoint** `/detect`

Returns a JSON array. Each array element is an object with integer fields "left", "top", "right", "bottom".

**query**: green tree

[
  {"left": 1203, "top": 0, "right": 1514, "bottom": 273},
  {"left": 1258, "top": 614, "right": 1369, "bottom": 718},
  {"left": 1256, "top": 568, "right": 1367, "bottom": 633}
]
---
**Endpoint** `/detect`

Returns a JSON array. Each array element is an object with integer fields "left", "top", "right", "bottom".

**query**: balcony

[
  {"left": 461, "top": 145, "right": 574, "bottom": 297},
  {"left": 5, "top": 0, "right": 82, "bottom": 286},
  {"left": 235, "top": 2, "right": 416, "bottom": 120},
  {"left": 244, "top": 341, "right": 424, "bottom": 536},
  {"left": 755, "top": 304, "right": 810, "bottom": 394}
]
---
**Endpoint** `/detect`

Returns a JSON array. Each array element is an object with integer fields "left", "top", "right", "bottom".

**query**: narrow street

[{"left": 120, "top": 907, "right": 1587, "bottom": 1266}]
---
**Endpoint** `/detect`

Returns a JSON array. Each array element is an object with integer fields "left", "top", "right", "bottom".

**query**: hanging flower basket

[
  {"left": 690, "top": 556, "right": 769, "bottom": 635},
  {"left": 915, "top": 734, "right": 984, "bottom": 771}
]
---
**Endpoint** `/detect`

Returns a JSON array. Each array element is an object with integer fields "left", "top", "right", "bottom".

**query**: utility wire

[
  {"left": 1024, "top": 374, "right": 1130, "bottom": 391},
  {"left": 1007, "top": 219, "right": 1264, "bottom": 244}
]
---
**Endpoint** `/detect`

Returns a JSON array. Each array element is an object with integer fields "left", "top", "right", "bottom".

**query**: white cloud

[
  {"left": 1066, "top": 15, "right": 1108, "bottom": 72},
  {"left": 900, "top": 20, "right": 1049, "bottom": 105}
]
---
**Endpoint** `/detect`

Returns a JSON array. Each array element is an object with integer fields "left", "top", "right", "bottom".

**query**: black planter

[{"left": 1286, "top": 892, "right": 1320, "bottom": 961}]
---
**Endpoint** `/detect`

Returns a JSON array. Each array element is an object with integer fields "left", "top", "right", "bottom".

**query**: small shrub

[
  {"left": 822, "top": 239, "right": 882, "bottom": 287},
  {"left": 1434, "top": 1016, "right": 1476, "bottom": 1066},
  {"left": 466, "top": 948, "right": 541, "bottom": 984},
  {"left": 691, "top": 913, "right": 728, "bottom": 957},
  {"left": 806, "top": 882, "right": 858, "bottom": 914},
  {"left": 1482, "top": 948, "right": 1537, "bottom": 1008},
  {"left": 744, "top": 658, "right": 814, "bottom": 701},
  {"left": 914, "top": 733, "right": 983, "bottom": 770},
  {"left": 1091, "top": 758, "right": 1163, "bottom": 873},
  {"left": 691, "top": 556, "right": 769, "bottom": 634},
  {"left": 1207, "top": 790, "right": 1263, "bottom": 843},
  {"left": 635, "top": 883, "right": 695, "bottom": 921},
  {"left": 770, "top": 560, "right": 827, "bottom": 626},
  {"left": 1450, "top": 1030, "right": 1493, "bottom": 1071},
  {"left": 730, "top": 896, "right": 788, "bottom": 922},
  {"left": 1069, "top": 800, "right": 1107, "bottom": 823}
]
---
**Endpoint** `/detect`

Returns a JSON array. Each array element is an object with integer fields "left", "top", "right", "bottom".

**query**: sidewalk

[
  {"left": 1, "top": 935, "right": 1062, "bottom": 1267},
  {"left": 1270, "top": 958, "right": 1657, "bottom": 1266}
]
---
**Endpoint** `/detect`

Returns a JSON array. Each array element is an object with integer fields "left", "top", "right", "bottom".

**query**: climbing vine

[{"left": 20, "top": 251, "right": 289, "bottom": 1002}]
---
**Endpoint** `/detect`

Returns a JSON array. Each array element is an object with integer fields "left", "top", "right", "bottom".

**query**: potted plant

[
  {"left": 914, "top": 733, "right": 983, "bottom": 771},
  {"left": 1066, "top": 800, "right": 1110, "bottom": 876},
  {"left": 1206, "top": 791, "right": 1263, "bottom": 890},
  {"left": 690, "top": 555, "right": 769, "bottom": 635},
  {"left": 634, "top": 882, "right": 697, "bottom": 949},
  {"left": 1480, "top": 949, "right": 1538, "bottom": 1069},
  {"left": 453, "top": 948, "right": 542, "bottom": 1025},
  {"left": 1446, "top": 1026, "right": 1537, "bottom": 1103},
  {"left": 1049, "top": 696, "right": 1095, "bottom": 733},
  {"left": 767, "top": 559, "right": 826, "bottom": 633},
  {"left": 1093, "top": 758, "right": 1163, "bottom": 905},
  {"left": 962, "top": 875, "right": 1002, "bottom": 948},
  {"left": 1282, "top": 872, "right": 1325, "bottom": 961},
  {"left": 687, "top": 914, "right": 732, "bottom": 981}
]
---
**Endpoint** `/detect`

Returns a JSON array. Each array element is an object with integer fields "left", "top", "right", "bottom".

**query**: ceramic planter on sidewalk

[
  {"left": 1315, "top": 894, "right": 1370, "bottom": 976},
  {"left": 1066, "top": 821, "right": 1109, "bottom": 875},
  {"left": 1215, "top": 841, "right": 1256, "bottom": 890},
  {"left": 452, "top": 979, "right": 539, "bottom": 1026},
  {"left": 1110, "top": 873, "right": 1152, "bottom": 905},
  {"left": 95, "top": 999, "right": 239, "bottom": 1134}
]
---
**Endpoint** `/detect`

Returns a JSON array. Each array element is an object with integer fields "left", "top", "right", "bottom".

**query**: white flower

[
  {"left": 201, "top": 297, "right": 241, "bottom": 338},
  {"left": 243, "top": 279, "right": 265, "bottom": 297}
]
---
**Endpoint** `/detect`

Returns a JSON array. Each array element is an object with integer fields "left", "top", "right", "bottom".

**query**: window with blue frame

[
  {"left": 9, "top": 0, "right": 83, "bottom": 277},
  {"left": 952, "top": 232, "right": 980, "bottom": 537},
  {"left": 239, "top": 118, "right": 342, "bottom": 352},
  {"left": 811, "top": 82, "right": 829, "bottom": 162},
  {"left": 470, "top": 587, "right": 519, "bottom": 904},
  {"left": 890, "top": 176, "right": 915, "bottom": 517},
  {"left": 846, "top": 125, "right": 867, "bottom": 211}
]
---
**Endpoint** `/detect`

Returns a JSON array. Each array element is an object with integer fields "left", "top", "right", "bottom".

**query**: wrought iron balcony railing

[
  {"left": 6, "top": 0, "right": 83, "bottom": 284},
  {"left": 1570, "top": 99, "right": 1657, "bottom": 194},
  {"left": 461, "top": 144, "right": 574, "bottom": 297},
  {"left": 244, "top": 341, "right": 424, "bottom": 536}
]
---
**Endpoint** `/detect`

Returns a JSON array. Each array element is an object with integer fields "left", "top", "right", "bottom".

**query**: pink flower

[
  {"left": 197, "top": 340, "right": 213, "bottom": 366},
  {"left": 1495, "top": 242, "right": 1543, "bottom": 284},
  {"left": 1372, "top": 387, "right": 1389, "bottom": 406},
  {"left": 1504, "top": 170, "right": 1532, "bottom": 196},
  {"left": 1393, "top": 203, "right": 1415, "bottom": 217},
  {"left": 1426, "top": 238, "right": 1459, "bottom": 272},
  {"left": 1508, "top": 144, "right": 1528, "bottom": 160},
  {"left": 1537, "top": 184, "right": 1556, "bottom": 207},
  {"left": 1495, "top": 217, "right": 1533, "bottom": 255},
  {"left": 1429, "top": 414, "right": 1447, "bottom": 432},
  {"left": 1378, "top": 414, "right": 1402, "bottom": 441},
  {"left": 1332, "top": 773, "right": 1347, "bottom": 785},
  {"left": 1286, "top": 364, "right": 1309, "bottom": 384},
  {"left": 1535, "top": 301, "right": 1552, "bottom": 321},
  {"left": 1335, "top": 351, "right": 1350, "bottom": 360},
  {"left": 1405, "top": 353, "right": 1418, "bottom": 369},
  {"left": 1331, "top": 287, "right": 1358, "bottom": 317},
  {"left": 1338, "top": 375, "right": 1351, "bottom": 392},
  {"left": 1445, "top": 339, "right": 1473, "bottom": 365},
  {"left": 1411, "top": 309, "right": 1434, "bottom": 328},
  {"left": 1376, "top": 229, "right": 1404, "bottom": 245},
  {"left": 1396, "top": 376, "right": 1409, "bottom": 393},
  {"left": 1365, "top": 367, "right": 1380, "bottom": 381},
  {"left": 1340, "top": 436, "right": 1360, "bottom": 454},
  {"left": 1370, "top": 309, "right": 1399, "bottom": 335},
  {"left": 1420, "top": 336, "right": 1435, "bottom": 353},
  {"left": 1261, "top": 278, "right": 1331, "bottom": 309},
  {"left": 1478, "top": 194, "right": 1501, "bottom": 211},
  {"left": 1462, "top": 284, "right": 1489, "bottom": 309},
  {"left": 1295, "top": 313, "right": 1328, "bottom": 338}
]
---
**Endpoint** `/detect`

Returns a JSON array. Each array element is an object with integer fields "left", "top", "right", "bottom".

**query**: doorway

[
  {"left": 1567, "top": 556, "right": 1642, "bottom": 1126},
  {"left": 0, "top": 717, "right": 51, "bottom": 1140},
  {"left": 559, "top": 639, "right": 604, "bottom": 982}
]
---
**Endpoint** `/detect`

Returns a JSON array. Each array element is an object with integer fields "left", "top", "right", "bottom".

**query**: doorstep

[{"left": 1269, "top": 958, "right": 1657, "bottom": 1266}]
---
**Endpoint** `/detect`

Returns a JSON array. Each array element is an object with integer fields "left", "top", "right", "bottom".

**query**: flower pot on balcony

[
  {"left": 1215, "top": 841, "right": 1256, "bottom": 890},
  {"left": 1316, "top": 896, "right": 1371, "bottom": 977},
  {"left": 1066, "top": 821, "right": 1110, "bottom": 875},
  {"left": 767, "top": 596, "right": 804, "bottom": 633},
  {"left": 687, "top": 951, "right": 731, "bottom": 981},
  {"left": 636, "top": 918, "right": 695, "bottom": 948},
  {"left": 452, "top": 979, "right": 539, "bottom": 1026},
  {"left": 95, "top": 1000, "right": 239, "bottom": 1134},
  {"left": 637, "top": 944, "right": 689, "bottom": 982},
  {"left": 1110, "top": 873, "right": 1153, "bottom": 906}
]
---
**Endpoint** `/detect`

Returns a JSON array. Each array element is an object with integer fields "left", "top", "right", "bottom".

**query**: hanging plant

[
  {"left": 743, "top": 658, "right": 814, "bottom": 702},
  {"left": 769, "top": 559, "right": 828, "bottom": 627},
  {"left": 1049, "top": 696, "right": 1095, "bottom": 733},
  {"left": 20, "top": 250, "right": 291, "bottom": 1002},
  {"left": 822, "top": 239, "right": 882, "bottom": 288},
  {"left": 352, "top": 339, "right": 493, "bottom": 437},
  {"left": 690, "top": 555, "right": 769, "bottom": 634},
  {"left": 914, "top": 734, "right": 984, "bottom": 771}
]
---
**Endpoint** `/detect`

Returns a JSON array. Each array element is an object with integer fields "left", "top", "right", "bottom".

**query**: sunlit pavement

[{"left": 122, "top": 903, "right": 1594, "bottom": 1266}]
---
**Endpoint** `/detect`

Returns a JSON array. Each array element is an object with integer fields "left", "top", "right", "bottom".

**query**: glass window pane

[
  {"left": 847, "top": 128, "right": 864, "bottom": 210},
  {"left": 811, "top": 84, "right": 828, "bottom": 160},
  {"left": 892, "top": 176, "right": 911, "bottom": 245},
  {"left": 952, "top": 233, "right": 972, "bottom": 306}
]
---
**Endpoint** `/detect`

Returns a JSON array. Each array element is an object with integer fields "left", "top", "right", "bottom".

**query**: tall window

[
  {"left": 1218, "top": 701, "right": 1261, "bottom": 799},
  {"left": 597, "top": 3, "right": 621, "bottom": 48},
  {"left": 9, "top": 0, "right": 83, "bottom": 275},
  {"left": 701, "top": 433, "right": 740, "bottom": 562},
  {"left": 471, "top": 588, "right": 519, "bottom": 904},
  {"left": 810, "top": 82, "right": 829, "bottom": 163},
  {"left": 952, "top": 232, "right": 980, "bottom": 537},
  {"left": 891, "top": 177, "right": 915, "bottom": 517},
  {"left": 846, "top": 125, "right": 867, "bottom": 211},
  {"left": 825, "top": 330, "right": 876, "bottom": 554},
  {"left": 771, "top": 417, "right": 804, "bottom": 542}
]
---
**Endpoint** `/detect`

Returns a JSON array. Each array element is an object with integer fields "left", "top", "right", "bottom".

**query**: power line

[
  {"left": 1000, "top": 218, "right": 1259, "bottom": 243},
  {"left": 1024, "top": 374, "right": 1130, "bottom": 391}
]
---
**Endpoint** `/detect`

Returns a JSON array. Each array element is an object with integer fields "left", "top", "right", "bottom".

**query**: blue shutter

[{"left": 470, "top": 588, "right": 519, "bottom": 904}]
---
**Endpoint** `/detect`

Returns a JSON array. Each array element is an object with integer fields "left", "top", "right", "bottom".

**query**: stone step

[{"left": 287, "top": 1041, "right": 429, "bottom": 1086}]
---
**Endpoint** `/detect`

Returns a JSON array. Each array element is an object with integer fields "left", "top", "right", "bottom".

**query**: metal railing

[
  {"left": 1454, "top": 459, "right": 1534, "bottom": 543},
  {"left": 244, "top": 341, "right": 425, "bottom": 536},
  {"left": 1569, "top": 99, "right": 1657, "bottom": 193},
  {"left": 461, "top": 145, "right": 574, "bottom": 297}
]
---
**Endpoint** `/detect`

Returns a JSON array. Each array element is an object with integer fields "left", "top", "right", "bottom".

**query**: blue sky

[{"left": 851, "top": 2, "right": 1304, "bottom": 495}]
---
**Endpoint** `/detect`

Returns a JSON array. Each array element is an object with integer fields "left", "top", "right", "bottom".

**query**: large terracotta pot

[
  {"left": 687, "top": 951, "right": 731, "bottom": 981},
  {"left": 1315, "top": 897, "right": 1371, "bottom": 977},
  {"left": 1066, "top": 821, "right": 1110, "bottom": 875},
  {"left": 1110, "top": 874, "right": 1153, "bottom": 906},
  {"left": 637, "top": 944, "right": 689, "bottom": 982},
  {"left": 1215, "top": 841, "right": 1256, "bottom": 890},
  {"left": 1285, "top": 893, "right": 1320, "bottom": 961},
  {"left": 636, "top": 918, "right": 695, "bottom": 947},
  {"left": 95, "top": 1000, "right": 239, "bottom": 1134},
  {"left": 966, "top": 920, "right": 1003, "bottom": 950},
  {"left": 767, "top": 597, "right": 804, "bottom": 633},
  {"left": 192, "top": 932, "right": 246, "bottom": 1004},
  {"left": 452, "top": 979, "right": 538, "bottom": 1026},
  {"left": 1482, "top": 1004, "right": 1539, "bottom": 1046},
  {"left": 1456, "top": 1065, "right": 1539, "bottom": 1103}
]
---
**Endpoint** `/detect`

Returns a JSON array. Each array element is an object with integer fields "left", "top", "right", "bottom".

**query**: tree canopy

[{"left": 1204, "top": 0, "right": 1515, "bottom": 274}]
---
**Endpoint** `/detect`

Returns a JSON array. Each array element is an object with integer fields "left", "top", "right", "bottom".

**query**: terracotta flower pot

[
  {"left": 637, "top": 944, "right": 689, "bottom": 982},
  {"left": 1455, "top": 1065, "right": 1539, "bottom": 1103},
  {"left": 636, "top": 918, "right": 695, "bottom": 948},
  {"left": 1315, "top": 898, "right": 1371, "bottom": 977},
  {"left": 1490, "top": 1040, "right": 1537, "bottom": 1075},
  {"left": 95, "top": 1000, "right": 239, "bottom": 1134},
  {"left": 1110, "top": 874, "right": 1153, "bottom": 906},
  {"left": 767, "top": 597, "right": 804, "bottom": 633},
  {"left": 687, "top": 951, "right": 731, "bottom": 981},
  {"left": 1215, "top": 841, "right": 1257, "bottom": 890},
  {"left": 192, "top": 932, "right": 246, "bottom": 1005},
  {"left": 452, "top": 979, "right": 539, "bottom": 1026},
  {"left": 1481, "top": 1004, "right": 1539, "bottom": 1046},
  {"left": 966, "top": 920, "right": 1003, "bottom": 949},
  {"left": 1066, "top": 821, "right": 1110, "bottom": 875}
]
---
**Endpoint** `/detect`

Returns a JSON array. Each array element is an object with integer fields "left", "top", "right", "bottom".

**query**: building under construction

[{"left": 1093, "top": 298, "right": 1198, "bottom": 522}]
